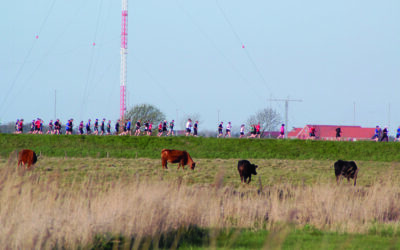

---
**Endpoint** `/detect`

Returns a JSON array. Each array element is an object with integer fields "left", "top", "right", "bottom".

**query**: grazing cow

[
  {"left": 161, "top": 149, "right": 196, "bottom": 170},
  {"left": 238, "top": 160, "right": 258, "bottom": 184},
  {"left": 17, "top": 149, "right": 38, "bottom": 169},
  {"left": 334, "top": 160, "right": 359, "bottom": 186}
]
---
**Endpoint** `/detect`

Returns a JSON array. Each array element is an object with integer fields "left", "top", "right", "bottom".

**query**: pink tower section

[
  {"left": 121, "top": 10, "right": 128, "bottom": 49},
  {"left": 120, "top": 85, "right": 126, "bottom": 119}
]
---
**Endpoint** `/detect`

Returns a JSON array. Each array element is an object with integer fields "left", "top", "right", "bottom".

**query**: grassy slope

[{"left": 1, "top": 133, "right": 400, "bottom": 161}]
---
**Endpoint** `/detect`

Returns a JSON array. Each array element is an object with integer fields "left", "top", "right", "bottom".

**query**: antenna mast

[
  {"left": 269, "top": 97, "right": 302, "bottom": 138},
  {"left": 120, "top": 0, "right": 128, "bottom": 120}
]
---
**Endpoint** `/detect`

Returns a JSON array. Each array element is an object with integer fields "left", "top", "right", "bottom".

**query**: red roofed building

[{"left": 288, "top": 125, "right": 375, "bottom": 141}]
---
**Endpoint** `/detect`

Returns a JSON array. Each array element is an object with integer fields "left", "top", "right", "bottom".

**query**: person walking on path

[
  {"left": 380, "top": 127, "right": 389, "bottom": 142},
  {"left": 47, "top": 120, "right": 54, "bottom": 134},
  {"left": 134, "top": 120, "right": 141, "bottom": 136},
  {"left": 106, "top": 120, "right": 111, "bottom": 135},
  {"left": 115, "top": 119, "right": 120, "bottom": 135},
  {"left": 224, "top": 122, "right": 232, "bottom": 138},
  {"left": 167, "top": 120, "right": 175, "bottom": 136},
  {"left": 186, "top": 119, "right": 192, "bottom": 136},
  {"left": 158, "top": 122, "right": 163, "bottom": 137},
  {"left": 239, "top": 124, "right": 245, "bottom": 138},
  {"left": 395, "top": 126, "right": 400, "bottom": 142},
  {"left": 126, "top": 119, "right": 132, "bottom": 136},
  {"left": 86, "top": 119, "right": 92, "bottom": 135},
  {"left": 308, "top": 126, "right": 316, "bottom": 140},
  {"left": 256, "top": 123, "right": 261, "bottom": 138},
  {"left": 372, "top": 126, "right": 381, "bottom": 141},
  {"left": 79, "top": 121, "right": 84, "bottom": 135},
  {"left": 100, "top": 119, "right": 106, "bottom": 135},
  {"left": 162, "top": 120, "right": 167, "bottom": 136},
  {"left": 277, "top": 124, "right": 285, "bottom": 139},
  {"left": 248, "top": 124, "right": 256, "bottom": 138},
  {"left": 336, "top": 127, "right": 342, "bottom": 141},
  {"left": 217, "top": 122, "right": 223, "bottom": 138},
  {"left": 148, "top": 122, "right": 153, "bottom": 136},
  {"left": 193, "top": 121, "right": 199, "bottom": 137}
]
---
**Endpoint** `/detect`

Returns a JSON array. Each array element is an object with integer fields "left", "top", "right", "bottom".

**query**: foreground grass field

[
  {"left": 2, "top": 155, "right": 400, "bottom": 249},
  {"left": 2, "top": 133, "right": 400, "bottom": 161}
]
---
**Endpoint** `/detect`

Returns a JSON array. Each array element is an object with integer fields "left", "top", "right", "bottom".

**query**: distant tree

[
  {"left": 246, "top": 108, "right": 282, "bottom": 135},
  {"left": 125, "top": 104, "right": 166, "bottom": 123}
]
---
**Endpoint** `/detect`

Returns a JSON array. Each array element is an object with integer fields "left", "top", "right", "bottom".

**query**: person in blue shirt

[
  {"left": 372, "top": 126, "right": 381, "bottom": 141},
  {"left": 395, "top": 126, "right": 400, "bottom": 142},
  {"left": 86, "top": 119, "right": 92, "bottom": 135},
  {"left": 106, "top": 120, "right": 111, "bottom": 135},
  {"left": 65, "top": 120, "right": 71, "bottom": 135},
  {"left": 93, "top": 119, "right": 99, "bottom": 135},
  {"left": 126, "top": 119, "right": 132, "bottom": 135},
  {"left": 100, "top": 118, "right": 106, "bottom": 135},
  {"left": 167, "top": 120, "right": 175, "bottom": 136}
]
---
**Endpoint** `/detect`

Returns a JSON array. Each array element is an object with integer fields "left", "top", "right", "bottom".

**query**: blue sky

[{"left": 1, "top": 0, "right": 399, "bottom": 131}]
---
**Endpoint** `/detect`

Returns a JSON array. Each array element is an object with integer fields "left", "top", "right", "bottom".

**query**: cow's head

[
  {"left": 251, "top": 164, "right": 258, "bottom": 175},
  {"left": 190, "top": 162, "right": 196, "bottom": 170}
]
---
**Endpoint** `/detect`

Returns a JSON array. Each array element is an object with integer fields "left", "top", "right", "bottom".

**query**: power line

[{"left": 215, "top": 0, "right": 274, "bottom": 94}]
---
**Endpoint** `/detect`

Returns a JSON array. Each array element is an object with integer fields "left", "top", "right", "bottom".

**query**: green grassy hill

[{"left": 1, "top": 134, "right": 400, "bottom": 161}]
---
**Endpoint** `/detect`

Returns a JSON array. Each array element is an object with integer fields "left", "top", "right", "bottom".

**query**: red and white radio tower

[{"left": 120, "top": 0, "right": 128, "bottom": 120}]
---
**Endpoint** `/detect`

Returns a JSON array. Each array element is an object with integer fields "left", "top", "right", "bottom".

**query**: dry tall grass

[{"left": 1, "top": 158, "right": 400, "bottom": 249}]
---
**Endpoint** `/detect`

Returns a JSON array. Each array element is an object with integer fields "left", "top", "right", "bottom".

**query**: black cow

[
  {"left": 238, "top": 160, "right": 258, "bottom": 184},
  {"left": 334, "top": 160, "right": 359, "bottom": 186}
]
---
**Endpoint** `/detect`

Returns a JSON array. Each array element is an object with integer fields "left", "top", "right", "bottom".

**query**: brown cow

[
  {"left": 161, "top": 149, "right": 196, "bottom": 170},
  {"left": 17, "top": 149, "right": 38, "bottom": 169}
]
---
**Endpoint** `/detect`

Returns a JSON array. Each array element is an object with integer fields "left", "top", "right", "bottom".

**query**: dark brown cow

[
  {"left": 334, "top": 160, "right": 359, "bottom": 186},
  {"left": 17, "top": 149, "right": 38, "bottom": 169},
  {"left": 161, "top": 149, "right": 196, "bottom": 170},
  {"left": 238, "top": 160, "right": 258, "bottom": 184}
]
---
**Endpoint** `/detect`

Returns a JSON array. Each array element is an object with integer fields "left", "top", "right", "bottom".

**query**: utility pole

[
  {"left": 388, "top": 102, "right": 391, "bottom": 129},
  {"left": 54, "top": 90, "right": 57, "bottom": 119},
  {"left": 269, "top": 97, "right": 302, "bottom": 138}
]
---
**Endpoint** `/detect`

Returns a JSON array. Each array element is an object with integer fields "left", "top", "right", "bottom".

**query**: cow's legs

[
  {"left": 353, "top": 168, "right": 359, "bottom": 186},
  {"left": 336, "top": 175, "right": 340, "bottom": 185},
  {"left": 247, "top": 175, "right": 252, "bottom": 184},
  {"left": 178, "top": 160, "right": 185, "bottom": 170},
  {"left": 162, "top": 159, "right": 168, "bottom": 169}
]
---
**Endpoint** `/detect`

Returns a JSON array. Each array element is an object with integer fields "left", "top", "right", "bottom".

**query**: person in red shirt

[
  {"left": 256, "top": 123, "right": 261, "bottom": 138},
  {"left": 157, "top": 122, "right": 163, "bottom": 137},
  {"left": 17, "top": 119, "right": 24, "bottom": 134},
  {"left": 35, "top": 119, "right": 41, "bottom": 134},
  {"left": 309, "top": 126, "right": 316, "bottom": 140}
]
